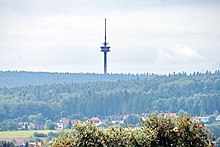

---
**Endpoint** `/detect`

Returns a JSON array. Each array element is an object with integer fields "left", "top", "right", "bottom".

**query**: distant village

[
  {"left": 20, "top": 113, "right": 220, "bottom": 131},
  {"left": 2, "top": 113, "right": 220, "bottom": 147}
]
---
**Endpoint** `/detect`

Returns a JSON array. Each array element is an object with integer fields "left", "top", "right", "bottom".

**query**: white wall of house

[{"left": 56, "top": 123, "right": 64, "bottom": 130}]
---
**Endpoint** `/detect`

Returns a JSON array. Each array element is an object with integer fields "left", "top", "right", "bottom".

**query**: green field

[{"left": 0, "top": 130, "right": 57, "bottom": 138}]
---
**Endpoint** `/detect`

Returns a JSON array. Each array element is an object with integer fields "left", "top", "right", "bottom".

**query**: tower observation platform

[{"left": 100, "top": 18, "right": 110, "bottom": 74}]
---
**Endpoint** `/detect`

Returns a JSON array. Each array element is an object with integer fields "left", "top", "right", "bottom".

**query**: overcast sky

[{"left": 0, "top": 0, "right": 220, "bottom": 74}]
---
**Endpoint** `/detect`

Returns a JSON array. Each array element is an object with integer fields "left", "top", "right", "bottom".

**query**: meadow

[{"left": 0, "top": 130, "right": 56, "bottom": 138}]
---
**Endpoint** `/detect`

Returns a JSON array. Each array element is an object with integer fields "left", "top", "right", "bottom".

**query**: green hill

[{"left": 0, "top": 70, "right": 219, "bottom": 125}]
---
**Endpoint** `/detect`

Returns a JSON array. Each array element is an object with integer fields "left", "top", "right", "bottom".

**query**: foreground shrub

[
  {"left": 51, "top": 121, "right": 105, "bottom": 146},
  {"left": 105, "top": 127, "right": 156, "bottom": 146},
  {"left": 142, "top": 113, "right": 213, "bottom": 146},
  {"left": 0, "top": 141, "right": 16, "bottom": 147},
  {"left": 50, "top": 121, "right": 156, "bottom": 147},
  {"left": 50, "top": 113, "right": 213, "bottom": 147}
]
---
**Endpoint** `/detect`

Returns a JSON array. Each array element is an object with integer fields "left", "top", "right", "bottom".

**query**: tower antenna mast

[
  {"left": 100, "top": 18, "right": 110, "bottom": 74},
  {"left": 105, "top": 18, "right": 106, "bottom": 44}
]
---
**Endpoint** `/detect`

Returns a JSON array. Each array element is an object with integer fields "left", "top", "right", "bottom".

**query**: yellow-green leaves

[{"left": 50, "top": 114, "right": 213, "bottom": 147}]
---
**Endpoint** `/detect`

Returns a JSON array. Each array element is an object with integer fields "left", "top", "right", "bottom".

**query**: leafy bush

[
  {"left": 33, "top": 132, "right": 47, "bottom": 137},
  {"left": 50, "top": 113, "right": 214, "bottom": 147},
  {"left": 142, "top": 113, "right": 213, "bottom": 146},
  {"left": 48, "top": 131, "right": 60, "bottom": 140},
  {"left": 0, "top": 141, "right": 16, "bottom": 147},
  {"left": 124, "top": 114, "right": 140, "bottom": 126}
]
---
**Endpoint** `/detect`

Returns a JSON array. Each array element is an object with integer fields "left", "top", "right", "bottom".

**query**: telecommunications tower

[{"left": 100, "top": 18, "right": 110, "bottom": 74}]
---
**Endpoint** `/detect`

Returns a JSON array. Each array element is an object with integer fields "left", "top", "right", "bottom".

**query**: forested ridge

[
  {"left": 0, "top": 70, "right": 220, "bottom": 122},
  {"left": 0, "top": 71, "right": 140, "bottom": 87}
]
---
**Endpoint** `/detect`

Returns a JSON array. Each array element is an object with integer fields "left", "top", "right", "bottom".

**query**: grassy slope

[{"left": 0, "top": 130, "right": 56, "bottom": 138}]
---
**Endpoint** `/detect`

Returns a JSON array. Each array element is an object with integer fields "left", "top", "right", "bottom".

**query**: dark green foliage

[
  {"left": 25, "top": 142, "right": 28, "bottom": 147},
  {"left": 0, "top": 119, "right": 18, "bottom": 131},
  {"left": 0, "top": 71, "right": 138, "bottom": 87},
  {"left": 0, "top": 70, "right": 220, "bottom": 130},
  {"left": 33, "top": 132, "right": 47, "bottom": 137},
  {"left": 50, "top": 114, "right": 214, "bottom": 147},
  {"left": 68, "top": 120, "right": 73, "bottom": 129},
  {"left": 48, "top": 131, "right": 60, "bottom": 138},
  {"left": 45, "top": 120, "right": 57, "bottom": 130},
  {"left": 124, "top": 114, "right": 140, "bottom": 126},
  {"left": 0, "top": 141, "right": 16, "bottom": 147},
  {"left": 24, "top": 137, "right": 43, "bottom": 145}
]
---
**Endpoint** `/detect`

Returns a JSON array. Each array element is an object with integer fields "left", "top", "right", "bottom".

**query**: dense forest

[
  {"left": 0, "top": 71, "right": 141, "bottom": 87},
  {"left": 0, "top": 70, "right": 220, "bottom": 123}
]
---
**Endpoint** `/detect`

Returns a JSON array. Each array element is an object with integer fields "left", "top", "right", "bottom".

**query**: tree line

[{"left": 0, "top": 70, "right": 220, "bottom": 124}]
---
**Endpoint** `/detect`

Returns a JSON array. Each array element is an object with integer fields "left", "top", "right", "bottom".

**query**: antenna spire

[
  {"left": 100, "top": 18, "right": 111, "bottom": 74},
  {"left": 105, "top": 18, "right": 106, "bottom": 44}
]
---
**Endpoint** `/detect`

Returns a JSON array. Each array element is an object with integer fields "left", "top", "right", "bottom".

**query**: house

[
  {"left": 139, "top": 113, "right": 146, "bottom": 117},
  {"left": 162, "top": 113, "right": 177, "bottom": 118},
  {"left": 16, "top": 141, "right": 25, "bottom": 147},
  {"left": 194, "top": 117, "right": 209, "bottom": 123},
  {"left": 111, "top": 115, "right": 124, "bottom": 124},
  {"left": 62, "top": 119, "right": 71, "bottom": 126},
  {"left": 18, "top": 122, "right": 28, "bottom": 130},
  {"left": 37, "top": 122, "right": 45, "bottom": 130},
  {"left": 90, "top": 117, "right": 101, "bottom": 124},
  {"left": 21, "top": 122, "right": 45, "bottom": 130},
  {"left": 28, "top": 122, "right": 36, "bottom": 130},
  {"left": 139, "top": 113, "right": 147, "bottom": 121},
  {"left": 29, "top": 141, "right": 43, "bottom": 147},
  {"left": 56, "top": 119, "right": 70, "bottom": 130},
  {"left": 56, "top": 121, "right": 64, "bottom": 130},
  {"left": 216, "top": 115, "right": 220, "bottom": 121},
  {"left": 56, "top": 119, "right": 81, "bottom": 130},
  {"left": 123, "top": 115, "right": 129, "bottom": 122}
]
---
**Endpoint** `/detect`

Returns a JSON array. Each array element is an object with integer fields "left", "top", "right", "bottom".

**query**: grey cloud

[{"left": 0, "top": 0, "right": 220, "bottom": 73}]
